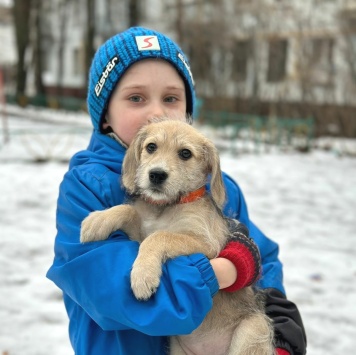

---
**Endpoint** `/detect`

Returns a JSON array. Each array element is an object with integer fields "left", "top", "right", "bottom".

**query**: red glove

[{"left": 276, "top": 348, "right": 290, "bottom": 355}]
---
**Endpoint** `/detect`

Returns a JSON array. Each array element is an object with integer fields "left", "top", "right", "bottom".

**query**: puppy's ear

[
  {"left": 204, "top": 140, "right": 226, "bottom": 209},
  {"left": 122, "top": 128, "right": 147, "bottom": 194}
]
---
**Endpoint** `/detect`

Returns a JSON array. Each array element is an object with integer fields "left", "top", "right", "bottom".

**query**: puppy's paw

[
  {"left": 130, "top": 258, "right": 162, "bottom": 300},
  {"left": 80, "top": 210, "right": 113, "bottom": 243}
]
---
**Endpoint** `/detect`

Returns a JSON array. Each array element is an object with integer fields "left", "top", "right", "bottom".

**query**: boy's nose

[{"left": 148, "top": 102, "right": 166, "bottom": 119}]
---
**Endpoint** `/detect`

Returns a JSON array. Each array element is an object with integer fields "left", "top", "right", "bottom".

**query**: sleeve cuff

[
  {"left": 188, "top": 254, "right": 219, "bottom": 297},
  {"left": 218, "top": 237, "right": 261, "bottom": 292}
]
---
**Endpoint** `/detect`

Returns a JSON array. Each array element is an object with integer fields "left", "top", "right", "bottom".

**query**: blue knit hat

[{"left": 87, "top": 27, "right": 195, "bottom": 131}]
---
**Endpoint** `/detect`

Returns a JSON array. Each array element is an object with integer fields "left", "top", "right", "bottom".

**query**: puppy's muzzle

[{"left": 149, "top": 169, "right": 168, "bottom": 185}]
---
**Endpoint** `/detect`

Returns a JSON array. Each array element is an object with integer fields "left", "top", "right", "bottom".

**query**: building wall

[{"left": 3, "top": 0, "right": 356, "bottom": 109}]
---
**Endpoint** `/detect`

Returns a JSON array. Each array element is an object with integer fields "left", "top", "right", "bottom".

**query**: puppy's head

[{"left": 122, "top": 119, "right": 225, "bottom": 208}]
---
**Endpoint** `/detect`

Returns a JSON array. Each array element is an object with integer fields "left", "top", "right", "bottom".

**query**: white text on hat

[{"left": 95, "top": 56, "right": 119, "bottom": 97}]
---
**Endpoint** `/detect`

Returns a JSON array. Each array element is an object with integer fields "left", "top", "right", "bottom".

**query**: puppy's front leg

[
  {"left": 80, "top": 205, "right": 141, "bottom": 243},
  {"left": 131, "top": 231, "right": 215, "bottom": 300}
]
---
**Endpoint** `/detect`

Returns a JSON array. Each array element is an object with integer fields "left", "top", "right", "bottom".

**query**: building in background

[{"left": 2, "top": 0, "right": 356, "bottom": 135}]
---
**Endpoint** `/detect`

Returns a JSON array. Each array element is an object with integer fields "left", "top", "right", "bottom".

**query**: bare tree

[
  {"left": 85, "top": 0, "right": 95, "bottom": 88},
  {"left": 175, "top": 0, "right": 183, "bottom": 44},
  {"left": 32, "top": 0, "right": 45, "bottom": 95},
  {"left": 12, "top": 0, "right": 32, "bottom": 99},
  {"left": 128, "top": 0, "right": 140, "bottom": 27},
  {"left": 104, "top": 0, "right": 115, "bottom": 37},
  {"left": 54, "top": 0, "right": 72, "bottom": 97}
]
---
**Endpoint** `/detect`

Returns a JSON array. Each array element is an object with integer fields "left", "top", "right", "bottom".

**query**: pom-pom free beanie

[{"left": 87, "top": 27, "right": 195, "bottom": 131}]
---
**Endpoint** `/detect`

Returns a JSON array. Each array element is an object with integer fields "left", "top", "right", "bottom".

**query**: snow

[{"left": 1, "top": 105, "right": 356, "bottom": 354}]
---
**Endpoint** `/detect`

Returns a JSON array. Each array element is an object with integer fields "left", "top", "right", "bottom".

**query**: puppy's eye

[
  {"left": 178, "top": 149, "right": 192, "bottom": 160},
  {"left": 146, "top": 143, "right": 157, "bottom": 154}
]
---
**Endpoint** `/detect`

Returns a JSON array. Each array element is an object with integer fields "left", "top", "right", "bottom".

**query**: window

[
  {"left": 309, "top": 38, "right": 334, "bottom": 85},
  {"left": 233, "top": 40, "right": 251, "bottom": 82},
  {"left": 72, "top": 47, "right": 84, "bottom": 76},
  {"left": 267, "top": 39, "right": 288, "bottom": 83},
  {"left": 311, "top": 38, "right": 333, "bottom": 62},
  {"left": 185, "top": 39, "right": 211, "bottom": 81}
]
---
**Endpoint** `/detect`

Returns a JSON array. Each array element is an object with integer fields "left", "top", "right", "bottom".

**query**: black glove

[{"left": 225, "top": 217, "right": 249, "bottom": 238}]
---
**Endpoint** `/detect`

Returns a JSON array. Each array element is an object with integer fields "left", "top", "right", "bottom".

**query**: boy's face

[{"left": 104, "top": 59, "right": 187, "bottom": 146}]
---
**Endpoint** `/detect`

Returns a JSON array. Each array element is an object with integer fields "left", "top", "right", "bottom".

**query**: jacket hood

[{"left": 69, "top": 131, "right": 126, "bottom": 173}]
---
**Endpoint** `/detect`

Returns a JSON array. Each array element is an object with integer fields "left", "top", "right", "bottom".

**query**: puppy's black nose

[{"left": 149, "top": 169, "right": 168, "bottom": 185}]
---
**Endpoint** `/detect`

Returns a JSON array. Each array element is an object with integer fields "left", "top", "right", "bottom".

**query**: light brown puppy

[{"left": 80, "top": 119, "right": 274, "bottom": 355}]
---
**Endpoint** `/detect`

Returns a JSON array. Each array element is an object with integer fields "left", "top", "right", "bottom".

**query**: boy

[{"left": 47, "top": 27, "right": 306, "bottom": 354}]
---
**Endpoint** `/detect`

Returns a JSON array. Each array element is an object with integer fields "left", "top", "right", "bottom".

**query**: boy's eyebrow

[
  {"left": 120, "top": 85, "right": 145, "bottom": 92},
  {"left": 166, "top": 86, "right": 185, "bottom": 92}
]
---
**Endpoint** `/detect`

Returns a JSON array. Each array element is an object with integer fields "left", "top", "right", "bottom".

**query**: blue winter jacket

[{"left": 47, "top": 130, "right": 284, "bottom": 355}]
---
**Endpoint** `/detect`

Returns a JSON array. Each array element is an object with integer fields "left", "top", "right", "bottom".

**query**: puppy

[{"left": 80, "top": 118, "right": 274, "bottom": 355}]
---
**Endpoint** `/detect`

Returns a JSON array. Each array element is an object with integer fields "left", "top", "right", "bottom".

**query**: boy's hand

[
  {"left": 215, "top": 218, "right": 262, "bottom": 292},
  {"left": 210, "top": 258, "right": 237, "bottom": 289}
]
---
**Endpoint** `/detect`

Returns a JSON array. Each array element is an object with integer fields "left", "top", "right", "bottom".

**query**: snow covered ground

[{"left": 0, "top": 105, "right": 355, "bottom": 354}]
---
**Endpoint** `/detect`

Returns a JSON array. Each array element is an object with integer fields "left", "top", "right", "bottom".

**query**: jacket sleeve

[
  {"left": 265, "top": 288, "right": 307, "bottom": 355},
  {"left": 46, "top": 167, "right": 219, "bottom": 336},
  {"left": 221, "top": 173, "right": 285, "bottom": 293},
  {"left": 221, "top": 173, "right": 307, "bottom": 355}
]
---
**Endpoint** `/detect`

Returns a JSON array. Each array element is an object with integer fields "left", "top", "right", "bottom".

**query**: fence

[
  {"left": 198, "top": 110, "right": 315, "bottom": 153},
  {"left": 6, "top": 94, "right": 86, "bottom": 112}
]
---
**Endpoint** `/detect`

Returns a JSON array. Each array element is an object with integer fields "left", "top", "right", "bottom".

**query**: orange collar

[
  {"left": 144, "top": 186, "right": 206, "bottom": 205},
  {"left": 179, "top": 186, "right": 206, "bottom": 204}
]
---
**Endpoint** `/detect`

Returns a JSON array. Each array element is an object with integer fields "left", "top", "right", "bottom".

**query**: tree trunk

[
  {"left": 175, "top": 0, "right": 183, "bottom": 44},
  {"left": 13, "top": 0, "right": 32, "bottom": 99},
  {"left": 33, "top": 0, "right": 45, "bottom": 95},
  {"left": 56, "top": 0, "right": 71, "bottom": 97},
  {"left": 85, "top": 0, "right": 95, "bottom": 88},
  {"left": 128, "top": 0, "right": 140, "bottom": 27}
]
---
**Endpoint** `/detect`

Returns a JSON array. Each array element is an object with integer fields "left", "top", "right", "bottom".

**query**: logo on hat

[
  {"left": 95, "top": 56, "right": 119, "bottom": 97},
  {"left": 135, "top": 36, "right": 160, "bottom": 51},
  {"left": 178, "top": 52, "right": 195, "bottom": 86}
]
